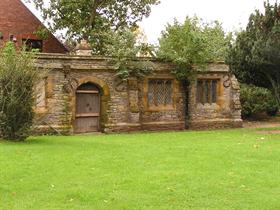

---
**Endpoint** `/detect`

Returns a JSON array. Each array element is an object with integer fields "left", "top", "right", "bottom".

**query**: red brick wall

[{"left": 0, "top": 0, "right": 68, "bottom": 53}]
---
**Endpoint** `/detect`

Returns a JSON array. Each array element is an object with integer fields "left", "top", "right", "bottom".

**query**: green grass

[{"left": 0, "top": 129, "right": 280, "bottom": 210}]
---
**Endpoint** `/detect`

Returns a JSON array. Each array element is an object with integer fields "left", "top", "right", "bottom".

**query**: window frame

[
  {"left": 144, "top": 77, "right": 177, "bottom": 112},
  {"left": 22, "top": 38, "right": 43, "bottom": 52},
  {"left": 196, "top": 78, "right": 220, "bottom": 105}
]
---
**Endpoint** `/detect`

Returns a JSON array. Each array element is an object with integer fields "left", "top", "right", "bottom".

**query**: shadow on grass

[
  {"left": 0, "top": 128, "right": 252, "bottom": 147},
  {"left": 0, "top": 136, "right": 89, "bottom": 146},
  {"left": 0, "top": 138, "right": 53, "bottom": 145}
]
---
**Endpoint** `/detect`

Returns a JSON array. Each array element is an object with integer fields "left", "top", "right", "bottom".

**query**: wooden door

[{"left": 74, "top": 83, "right": 100, "bottom": 133}]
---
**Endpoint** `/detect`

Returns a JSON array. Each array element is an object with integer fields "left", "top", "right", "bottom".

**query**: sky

[{"left": 23, "top": 0, "right": 277, "bottom": 44}]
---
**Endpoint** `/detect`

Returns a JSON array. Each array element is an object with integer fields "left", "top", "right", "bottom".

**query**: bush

[
  {"left": 240, "top": 84, "right": 279, "bottom": 118},
  {"left": 0, "top": 42, "right": 38, "bottom": 141},
  {"left": 266, "top": 100, "right": 279, "bottom": 116}
]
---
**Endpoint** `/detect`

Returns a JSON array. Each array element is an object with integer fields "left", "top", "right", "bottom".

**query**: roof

[{"left": 0, "top": 0, "right": 68, "bottom": 53}]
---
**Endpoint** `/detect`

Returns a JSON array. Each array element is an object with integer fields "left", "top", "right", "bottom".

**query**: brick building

[{"left": 0, "top": 0, "right": 68, "bottom": 53}]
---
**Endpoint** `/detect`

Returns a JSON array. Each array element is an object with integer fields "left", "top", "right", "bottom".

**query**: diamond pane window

[{"left": 148, "top": 79, "right": 173, "bottom": 107}]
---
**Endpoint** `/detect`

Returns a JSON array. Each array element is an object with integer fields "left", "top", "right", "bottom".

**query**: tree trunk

[{"left": 182, "top": 79, "right": 190, "bottom": 129}]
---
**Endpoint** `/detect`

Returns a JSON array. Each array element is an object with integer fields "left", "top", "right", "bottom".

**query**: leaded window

[
  {"left": 196, "top": 79, "right": 218, "bottom": 104},
  {"left": 148, "top": 79, "right": 173, "bottom": 107}
]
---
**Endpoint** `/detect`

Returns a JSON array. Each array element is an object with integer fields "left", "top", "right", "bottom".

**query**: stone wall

[
  {"left": 188, "top": 63, "right": 242, "bottom": 129},
  {"left": 139, "top": 73, "right": 185, "bottom": 131},
  {"left": 33, "top": 54, "right": 242, "bottom": 134}
]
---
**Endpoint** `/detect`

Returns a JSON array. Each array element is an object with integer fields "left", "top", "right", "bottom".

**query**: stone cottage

[{"left": 33, "top": 52, "right": 242, "bottom": 134}]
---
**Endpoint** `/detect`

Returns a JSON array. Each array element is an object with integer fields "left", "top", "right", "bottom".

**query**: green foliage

[
  {"left": 0, "top": 42, "right": 38, "bottom": 141},
  {"left": 28, "top": 0, "right": 160, "bottom": 54},
  {"left": 33, "top": 26, "right": 49, "bottom": 40},
  {"left": 227, "top": 1, "right": 280, "bottom": 106},
  {"left": 240, "top": 84, "right": 278, "bottom": 118},
  {"left": 157, "top": 17, "right": 231, "bottom": 80},
  {"left": 27, "top": 0, "right": 158, "bottom": 79},
  {"left": 104, "top": 28, "right": 154, "bottom": 80}
]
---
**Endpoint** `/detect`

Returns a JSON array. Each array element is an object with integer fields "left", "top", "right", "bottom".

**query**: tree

[
  {"left": 227, "top": 1, "right": 280, "bottom": 106},
  {"left": 104, "top": 28, "right": 155, "bottom": 80},
  {"left": 157, "top": 17, "right": 231, "bottom": 80},
  {"left": 0, "top": 42, "right": 38, "bottom": 141},
  {"left": 27, "top": 0, "right": 160, "bottom": 54},
  {"left": 156, "top": 17, "right": 230, "bottom": 123}
]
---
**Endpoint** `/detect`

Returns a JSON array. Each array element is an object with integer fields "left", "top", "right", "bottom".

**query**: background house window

[
  {"left": 148, "top": 79, "right": 172, "bottom": 107},
  {"left": 22, "top": 39, "right": 43, "bottom": 52},
  {"left": 197, "top": 79, "right": 218, "bottom": 104}
]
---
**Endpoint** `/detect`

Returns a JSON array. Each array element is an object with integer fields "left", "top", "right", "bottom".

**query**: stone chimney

[{"left": 75, "top": 39, "right": 92, "bottom": 56}]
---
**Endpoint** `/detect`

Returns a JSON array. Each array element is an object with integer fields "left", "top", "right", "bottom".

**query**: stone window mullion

[{"left": 197, "top": 79, "right": 219, "bottom": 105}]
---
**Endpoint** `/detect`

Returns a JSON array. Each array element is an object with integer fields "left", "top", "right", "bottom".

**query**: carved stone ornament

[
  {"left": 75, "top": 39, "right": 92, "bottom": 56},
  {"left": 114, "top": 77, "right": 127, "bottom": 92},
  {"left": 230, "top": 75, "right": 240, "bottom": 90},
  {"left": 62, "top": 65, "right": 79, "bottom": 93},
  {"left": 223, "top": 74, "right": 232, "bottom": 88}
]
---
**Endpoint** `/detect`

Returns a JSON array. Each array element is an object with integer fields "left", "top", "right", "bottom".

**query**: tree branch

[{"left": 88, "top": 0, "right": 102, "bottom": 33}]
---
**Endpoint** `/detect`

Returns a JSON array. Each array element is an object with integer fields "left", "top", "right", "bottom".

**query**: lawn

[{"left": 0, "top": 129, "right": 280, "bottom": 210}]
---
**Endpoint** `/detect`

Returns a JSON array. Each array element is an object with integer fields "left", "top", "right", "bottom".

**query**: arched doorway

[{"left": 74, "top": 82, "right": 101, "bottom": 133}]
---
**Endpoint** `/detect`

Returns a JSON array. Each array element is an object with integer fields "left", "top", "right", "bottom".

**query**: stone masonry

[
  {"left": 34, "top": 54, "right": 242, "bottom": 134},
  {"left": 188, "top": 63, "right": 242, "bottom": 129}
]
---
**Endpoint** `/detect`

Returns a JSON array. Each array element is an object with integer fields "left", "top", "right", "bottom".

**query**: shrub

[
  {"left": 240, "top": 84, "right": 279, "bottom": 118},
  {"left": 266, "top": 99, "right": 279, "bottom": 116},
  {"left": 0, "top": 42, "right": 38, "bottom": 141}
]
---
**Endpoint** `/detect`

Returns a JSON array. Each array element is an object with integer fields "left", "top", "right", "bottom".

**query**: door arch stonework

[{"left": 71, "top": 77, "right": 110, "bottom": 133}]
